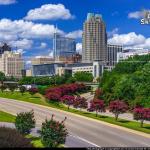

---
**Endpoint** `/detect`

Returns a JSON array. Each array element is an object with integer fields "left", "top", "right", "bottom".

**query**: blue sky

[{"left": 0, "top": 0, "right": 149, "bottom": 64}]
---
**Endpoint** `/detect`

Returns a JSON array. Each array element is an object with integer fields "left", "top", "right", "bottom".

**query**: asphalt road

[{"left": 0, "top": 98, "right": 150, "bottom": 147}]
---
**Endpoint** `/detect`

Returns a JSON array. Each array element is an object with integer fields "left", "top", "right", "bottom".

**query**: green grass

[
  {"left": 0, "top": 111, "right": 16, "bottom": 123},
  {"left": 25, "top": 134, "right": 64, "bottom": 148},
  {"left": 0, "top": 91, "right": 150, "bottom": 134},
  {"left": 25, "top": 135, "right": 44, "bottom": 148}
]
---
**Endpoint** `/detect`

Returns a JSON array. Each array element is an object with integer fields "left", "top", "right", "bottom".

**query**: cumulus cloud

[
  {"left": 0, "top": 18, "right": 64, "bottom": 41},
  {"left": 66, "top": 30, "right": 82, "bottom": 39},
  {"left": 9, "top": 39, "right": 33, "bottom": 49},
  {"left": 128, "top": 9, "right": 150, "bottom": 19},
  {"left": 108, "top": 32, "right": 150, "bottom": 49},
  {"left": 76, "top": 43, "right": 82, "bottom": 54},
  {"left": 24, "top": 4, "right": 74, "bottom": 21},
  {"left": 0, "top": 0, "right": 16, "bottom": 5}
]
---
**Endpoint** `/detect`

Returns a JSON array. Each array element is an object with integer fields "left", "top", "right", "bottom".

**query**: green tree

[
  {"left": 19, "top": 86, "right": 26, "bottom": 95},
  {"left": 0, "top": 72, "right": 5, "bottom": 85},
  {"left": 15, "top": 110, "right": 35, "bottom": 135},
  {"left": 8, "top": 84, "right": 18, "bottom": 93},
  {"left": 0, "top": 84, "right": 7, "bottom": 92},
  {"left": 40, "top": 115, "right": 68, "bottom": 147},
  {"left": 74, "top": 72, "right": 93, "bottom": 82}
]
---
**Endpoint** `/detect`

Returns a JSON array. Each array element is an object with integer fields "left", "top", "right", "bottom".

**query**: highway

[{"left": 0, "top": 98, "right": 150, "bottom": 147}]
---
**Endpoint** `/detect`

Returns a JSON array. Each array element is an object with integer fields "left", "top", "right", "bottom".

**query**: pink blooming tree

[
  {"left": 87, "top": 99, "right": 105, "bottom": 117},
  {"left": 109, "top": 100, "right": 128, "bottom": 121},
  {"left": 133, "top": 107, "right": 150, "bottom": 127},
  {"left": 45, "top": 92, "right": 61, "bottom": 102},
  {"left": 73, "top": 96, "right": 88, "bottom": 111},
  {"left": 61, "top": 95, "right": 75, "bottom": 110}
]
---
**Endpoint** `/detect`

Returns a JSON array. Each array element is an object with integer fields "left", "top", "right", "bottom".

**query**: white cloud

[
  {"left": 108, "top": 32, "right": 150, "bottom": 49},
  {"left": 107, "top": 28, "right": 119, "bottom": 38},
  {"left": 24, "top": 4, "right": 74, "bottom": 21},
  {"left": 66, "top": 30, "right": 82, "bottom": 39},
  {"left": 40, "top": 42, "right": 47, "bottom": 48},
  {"left": 14, "top": 49, "right": 26, "bottom": 54},
  {"left": 128, "top": 9, "right": 150, "bottom": 19},
  {"left": 0, "top": 0, "right": 16, "bottom": 5},
  {"left": 0, "top": 19, "right": 64, "bottom": 41},
  {"left": 76, "top": 43, "right": 82, "bottom": 54},
  {"left": 9, "top": 39, "right": 33, "bottom": 49}
]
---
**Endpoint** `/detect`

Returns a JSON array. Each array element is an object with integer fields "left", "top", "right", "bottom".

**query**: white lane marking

[{"left": 69, "top": 134, "right": 100, "bottom": 147}]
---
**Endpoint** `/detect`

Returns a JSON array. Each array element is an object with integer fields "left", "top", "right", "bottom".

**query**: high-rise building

[
  {"left": 0, "top": 51, "right": 24, "bottom": 78},
  {"left": 82, "top": 13, "right": 107, "bottom": 63},
  {"left": 53, "top": 33, "right": 76, "bottom": 61},
  {"left": 107, "top": 44, "right": 123, "bottom": 66}
]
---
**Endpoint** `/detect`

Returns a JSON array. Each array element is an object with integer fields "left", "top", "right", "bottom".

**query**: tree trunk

[
  {"left": 115, "top": 113, "right": 119, "bottom": 121},
  {"left": 140, "top": 120, "right": 144, "bottom": 128},
  {"left": 68, "top": 105, "right": 70, "bottom": 110},
  {"left": 96, "top": 110, "right": 98, "bottom": 117}
]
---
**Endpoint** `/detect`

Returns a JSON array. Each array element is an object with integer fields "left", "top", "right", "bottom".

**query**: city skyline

[{"left": 0, "top": 0, "right": 149, "bottom": 64}]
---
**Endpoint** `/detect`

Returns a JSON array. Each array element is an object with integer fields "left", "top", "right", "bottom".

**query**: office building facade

[
  {"left": 107, "top": 44, "right": 123, "bottom": 66},
  {"left": 0, "top": 51, "right": 24, "bottom": 78},
  {"left": 53, "top": 33, "right": 76, "bottom": 61},
  {"left": 31, "top": 56, "right": 54, "bottom": 65},
  {"left": 82, "top": 13, "right": 107, "bottom": 63}
]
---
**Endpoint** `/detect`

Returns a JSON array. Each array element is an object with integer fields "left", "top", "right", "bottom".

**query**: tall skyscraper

[
  {"left": 53, "top": 32, "right": 76, "bottom": 61},
  {"left": 82, "top": 13, "right": 107, "bottom": 63}
]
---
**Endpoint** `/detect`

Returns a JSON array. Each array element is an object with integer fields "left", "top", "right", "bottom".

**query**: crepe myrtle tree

[
  {"left": 109, "top": 100, "right": 128, "bottom": 121},
  {"left": 87, "top": 99, "right": 105, "bottom": 117},
  {"left": 40, "top": 114, "right": 68, "bottom": 148},
  {"left": 61, "top": 95, "right": 75, "bottom": 110},
  {"left": 73, "top": 96, "right": 88, "bottom": 111},
  {"left": 133, "top": 107, "right": 150, "bottom": 128}
]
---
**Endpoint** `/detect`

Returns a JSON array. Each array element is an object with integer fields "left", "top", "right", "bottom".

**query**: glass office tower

[{"left": 53, "top": 33, "right": 76, "bottom": 61}]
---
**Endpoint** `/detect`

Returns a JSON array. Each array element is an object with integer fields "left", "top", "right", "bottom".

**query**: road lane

[{"left": 0, "top": 98, "right": 150, "bottom": 147}]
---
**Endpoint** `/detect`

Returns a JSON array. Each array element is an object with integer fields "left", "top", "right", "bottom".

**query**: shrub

[
  {"left": 88, "top": 99, "right": 105, "bottom": 117},
  {"left": 0, "top": 127, "right": 33, "bottom": 148},
  {"left": 28, "top": 87, "right": 38, "bottom": 95},
  {"left": 19, "top": 86, "right": 26, "bottom": 95},
  {"left": 15, "top": 110, "right": 35, "bottom": 135},
  {"left": 40, "top": 115, "right": 68, "bottom": 148},
  {"left": 8, "top": 83, "right": 18, "bottom": 93},
  {"left": 0, "top": 84, "right": 7, "bottom": 92},
  {"left": 73, "top": 96, "right": 88, "bottom": 111},
  {"left": 133, "top": 107, "right": 150, "bottom": 127},
  {"left": 45, "top": 92, "right": 61, "bottom": 102},
  {"left": 61, "top": 95, "right": 75, "bottom": 109},
  {"left": 109, "top": 100, "right": 128, "bottom": 121}
]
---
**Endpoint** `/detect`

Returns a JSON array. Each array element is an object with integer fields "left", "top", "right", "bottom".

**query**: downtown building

[
  {"left": 53, "top": 32, "right": 76, "bottom": 61},
  {"left": 0, "top": 51, "right": 24, "bottom": 78},
  {"left": 82, "top": 13, "right": 107, "bottom": 63},
  {"left": 107, "top": 44, "right": 123, "bottom": 66}
]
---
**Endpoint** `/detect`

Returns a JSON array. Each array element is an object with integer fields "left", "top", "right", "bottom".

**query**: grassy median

[
  {"left": 0, "top": 91, "right": 150, "bottom": 134},
  {"left": 0, "top": 111, "right": 16, "bottom": 123}
]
